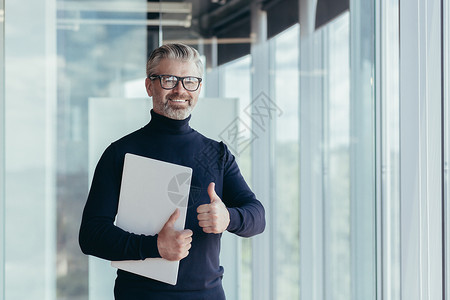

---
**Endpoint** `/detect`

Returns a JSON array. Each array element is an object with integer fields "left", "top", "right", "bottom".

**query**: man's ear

[{"left": 145, "top": 77, "right": 153, "bottom": 97}]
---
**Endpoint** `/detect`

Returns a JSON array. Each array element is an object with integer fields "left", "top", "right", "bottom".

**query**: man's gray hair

[{"left": 146, "top": 43, "right": 204, "bottom": 78}]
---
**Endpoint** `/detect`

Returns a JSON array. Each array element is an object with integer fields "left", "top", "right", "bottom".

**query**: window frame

[
  {"left": 0, "top": 0, "right": 4, "bottom": 298},
  {"left": 443, "top": 0, "right": 450, "bottom": 297},
  {"left": 398, "top": 0, "right": 444, "bottom": 299}
]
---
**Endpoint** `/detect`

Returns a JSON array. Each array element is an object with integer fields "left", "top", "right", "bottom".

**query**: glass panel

[
  {"left": 271, "top": 24, "right": 300, "bottom": 299},
  {"left": 5, "top": 0, "right": 148, "bottom": 298},
  {"left": 3, "top": 0, "right": 378, "bottom": 299},
  {"left": 221, "top": 56, "right": 252, "bottom": 181},
  {"left": 221, "top": 56, "right": 253, "bottom": 300},
  {"left": 323, "top": 14, "right": 351, "bottom": 299},
  {"left": 445, "top": 0, "right": 450, "bottom": 296},
  {"left": 0, "top": 0, "right": 4, "bottom": 297},
  {"left": 58, "top": 1, "right": 148, "bottom": 298},
  {"left": 349, "top": 0, "right": 376, "bottom": 297},
  {"left": 5, "top": 0, "right": 57, "bottom": 298},
  {"left": 381, "top": 0, "right": 401, "bottom": 299},
  {"left": 299, "top": 8, "right": 375, "bottom": 299}
]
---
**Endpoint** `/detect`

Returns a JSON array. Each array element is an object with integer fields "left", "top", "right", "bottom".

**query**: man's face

[{"left": 145, "top": 58, "right": 202, "bottom": 120}]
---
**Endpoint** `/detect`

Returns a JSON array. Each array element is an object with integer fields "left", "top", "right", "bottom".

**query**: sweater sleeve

[
  {"left": 79, "top": 144, "right": 161, "bottom": 261},
  {"left": 220, "top": 143, "right": 266, "bottom": 237}
]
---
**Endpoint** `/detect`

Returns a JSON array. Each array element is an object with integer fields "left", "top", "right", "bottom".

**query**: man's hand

[
  {"left": 197, "top": 182, "right": 230, "bottom": 234},
  {"left": 157, "top": 208, "right": 193, "bottom": 261}
]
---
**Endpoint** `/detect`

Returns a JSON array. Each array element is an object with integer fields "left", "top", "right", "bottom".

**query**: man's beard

[{"left": 158, "top": 93, "right": 193, "bottom": 120}]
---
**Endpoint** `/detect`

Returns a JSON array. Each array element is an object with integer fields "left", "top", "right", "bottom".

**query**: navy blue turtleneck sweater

[{"left": 79, "top": 110, "right": 266, "bottom": 299}]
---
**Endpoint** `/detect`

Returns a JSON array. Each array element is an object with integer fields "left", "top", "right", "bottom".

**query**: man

[{"left": 79, "top": 43, "right": 266, "bottom": 299}]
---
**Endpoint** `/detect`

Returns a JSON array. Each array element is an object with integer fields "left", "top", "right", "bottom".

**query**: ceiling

[
  {"left": 57, "top": 0, "right": 295, "bottom": 65},
  {"left": 157, "top": 0, "right": 252, "bottom": 40}
]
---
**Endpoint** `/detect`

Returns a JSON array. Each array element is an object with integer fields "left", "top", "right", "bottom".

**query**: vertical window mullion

[
  {"left": 0, "top": 0, "right": 4, "bottom": 298},
  {"left": 250, "top": 3, "right": 273, "bottom": 300},
  {"left": 298, "top": 23, "right": 326, "bottom": 300},
  {"left": 349, "top": 0, "right": 377, "bottom": 299},
  {"left": 378, "top": 0, "right": 401, "bottom": 299},
  {"left": 399, "top": 0, "right": 444, "bottom": 299},
  {"left": 445, "top": 0, "right": 450, "bottom": 296}
]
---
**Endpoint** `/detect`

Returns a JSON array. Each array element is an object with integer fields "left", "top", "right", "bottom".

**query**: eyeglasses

[{"left": 148, "top": 74, "right": 202, "bottom": 92}]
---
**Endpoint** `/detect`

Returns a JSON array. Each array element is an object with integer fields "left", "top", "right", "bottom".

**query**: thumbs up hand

[
  {"left": 157, "top": 208, "right": 193, "bottom": 261},
  {"left": 197, "top": 182, "right": 230, "bottom": 234}
]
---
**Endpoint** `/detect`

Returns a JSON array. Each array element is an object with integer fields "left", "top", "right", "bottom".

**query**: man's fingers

[
  {"left": 175, "top": 232, "right": 192, "bottom": 246},
  {"left": 207, "top": 182, "right": 220, "bottom": 203},
  {"left": 197, "top": 212, "right": 211, "bottom": 221},
  {"left": 165, "top": 208, "right": 180, "bottom": 227},
  {"left": 175, "top": 231, "right": 192, "bottom": 253},
  {"left": 200, "top": 225, "right": 218, "bottom": 234},
  {"left": 197, "top": 203, "right": 210, "bottom": 214},
  {"left": 197, "top": 200, "right": 222, "bottom": 214},
  {"left": 158, "top": 226, "right": 192, "bottom": 261},
  {"left": 197, "top": 184, "right": 228, "bottom": 234},
  {"left": 179, "top": 229, "right": 193, "bottom": 238},
  {"left": 197, "top": 213, "right": 211, "bottom": 229},
  {"left": 198, "top": 219, "right": 212, "bottom": 227}
]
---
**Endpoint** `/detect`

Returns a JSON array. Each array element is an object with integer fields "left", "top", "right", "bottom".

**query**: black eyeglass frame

[{"left": 148, "top": 74, "right": 203, "bottom": 92}]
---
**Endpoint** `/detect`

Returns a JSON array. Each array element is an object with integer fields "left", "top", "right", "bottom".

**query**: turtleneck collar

[{"left": 145, "top": 109, "right": 193, "bottom": 135}]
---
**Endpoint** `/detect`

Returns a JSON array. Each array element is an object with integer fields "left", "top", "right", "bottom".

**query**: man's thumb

[
  {"left": 165, "top": 208, "right": 180, "bottom": 227},
  {"left": 207, "top": 182, "right": 219, "bottom": 203}
]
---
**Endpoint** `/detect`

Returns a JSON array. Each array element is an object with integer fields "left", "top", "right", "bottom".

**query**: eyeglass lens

[{"left": 160, "top": 75, "right": 200, "bottom": 91}]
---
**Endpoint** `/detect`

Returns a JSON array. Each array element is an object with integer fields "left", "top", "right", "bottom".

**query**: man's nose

[{"left": 174, "top": 79, "right": 187, "bottom": 92}]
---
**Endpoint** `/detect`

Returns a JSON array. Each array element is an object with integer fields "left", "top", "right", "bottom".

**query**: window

[
  {"left": 221, "top": 56, "right": 252, "bottom": 182},
  {"left": 270, "top": 24, "right": 300, "bottom": 299},
  {"left": 6, "top": 0, "right": 447, "bottom": 299},
  {"left": 322, "top": 14, "right": 352, "bottom": 299},
  {"left": 397, "top": 0, "right": 444, "bottom": 297},
  {"left": 220, "top": 56, "right": 253, "bottom": 300},
  {"left": 5, "top": 0, "right": 149, "bottom": 298},
  {"left": 0, "top": 0, "right": 4, "bottom": 298},
  {"left": 379, "top": 0, "right": 401, "bottom": 299},
  {"left": 444, "top": 0, "right": 450, "bottom": 296},
  {"left": 299, "top": 8, "right": 376, "bottom": 299}
]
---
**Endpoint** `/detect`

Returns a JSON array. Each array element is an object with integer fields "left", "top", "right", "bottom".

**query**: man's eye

[{"left": 164, "top": 76, "right": 177, "bottom": 83}]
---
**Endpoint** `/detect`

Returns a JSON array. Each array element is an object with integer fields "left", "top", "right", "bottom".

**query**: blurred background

[{"left": 0, "top": 0, "right": 449, "bottom": 299}]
